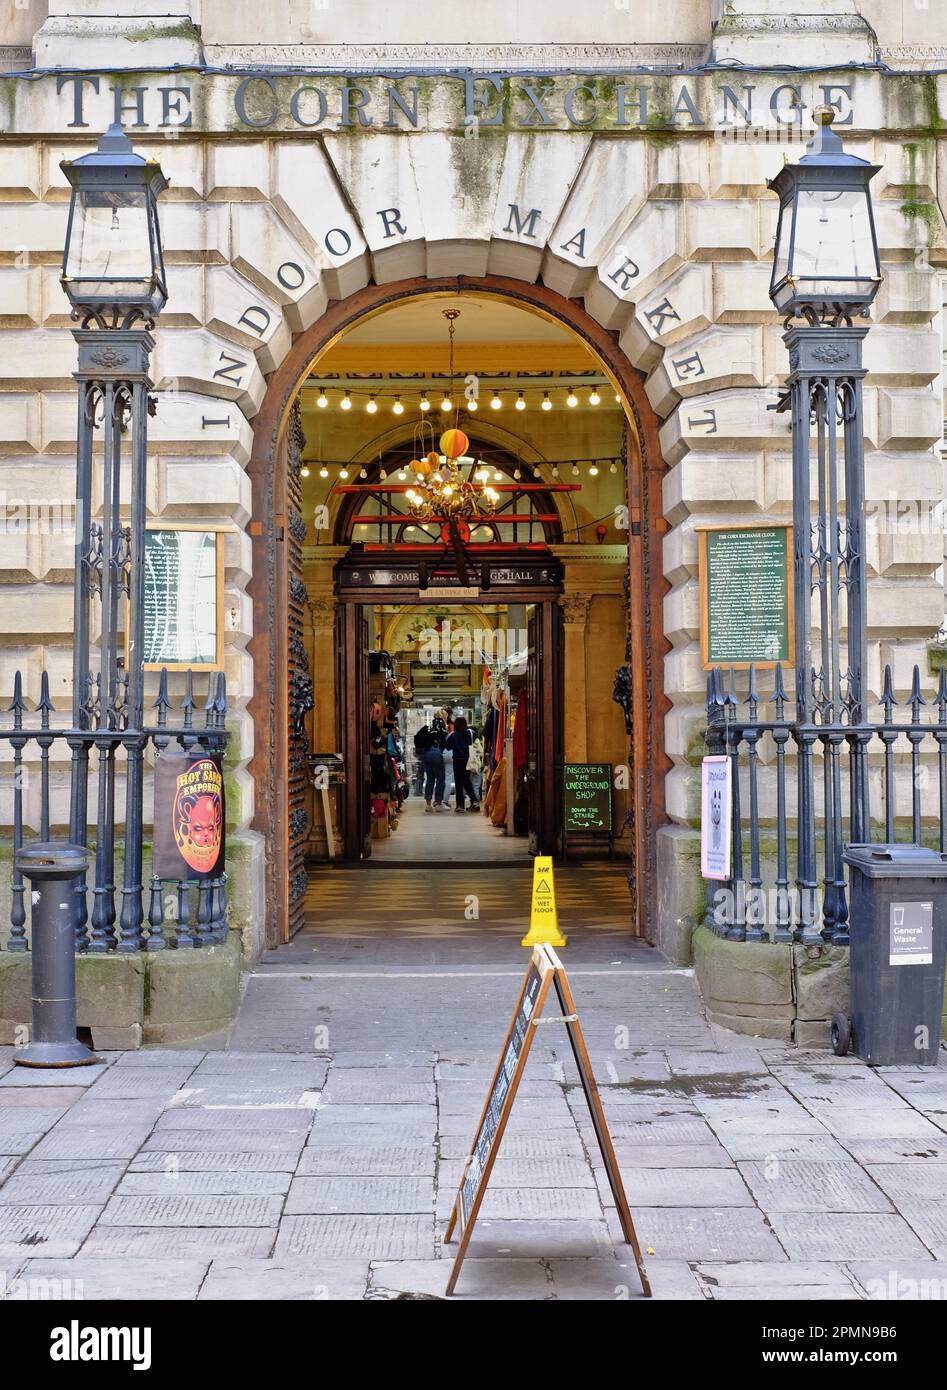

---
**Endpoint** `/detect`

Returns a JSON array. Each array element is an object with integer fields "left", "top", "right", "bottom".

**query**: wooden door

[
  {"left": 526, "top": 600, "right": 564, "bottom": 856},
  {"left": 336, "top": 601, "right": 370, "bottom": 859},
  {"left": 285, "top": 403, "right": 313, "bottom": 939}
]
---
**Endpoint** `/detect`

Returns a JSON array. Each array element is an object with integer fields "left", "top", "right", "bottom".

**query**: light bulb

[
  {"left": 300, "top": 463, "right": 310, "bottom": 478},
  {"left": 609, "top": 460, "right": 618, "bottom": 474},
  {"left": 589, "top": 388, "right": 600, "bottom": 406},
  {"left": 515, "top": 391, "right": 526, "bottom": 411},
  {"left": 366, "top": 395, "right": 378, "bottom": 414},
  {"left": 551, "top": 464, "right": 560, "bottom": 478},
  {"left": 541, "top": 392, "right": 552, "bottom": 411},
  {"left": 589, "top": 464, "right": 599, "bottom": 476},
  {"left": 493, "top": 470, "right": 502, "bottom": 481},
  {"left": 566, "top": 389, "right": 578, "bottom": 408},
  {"left": 440, "top": 394, "right": 452, "bottom": 412},
  {"left": 316, "top": 390, "right": 328, "bottom": 409},
  {"left": 491, "top": 391, "right": 502, "bottom": 410},
  {"left": 379, "top": 467, "right": 387, "bottom": 479},
  {"left": 615, "top": 393, "right": 621, "bottom": 403},
  {"left": 571, "top": 464, "right": 579, "bottom": 476},
  {"left": 467, "top": 397, "right": 478, "bottom": 412},
  {"left": 340, "top": 466, "right": 350, "bottom": 479},
  {"left": 340, "top": 391, "right": 352, "bottom": 411},
  {"left": 392, "top": 396, "right": 404, "bottom": 415},
  {"left": 359, "top": 467, "right": 368, "bottom": 478},
  {"left": 319, "top": 465, "right": 329, "bottom": 478},
  {"left": 513, "top": 468, "right": 522, "bottom": 480},
  {"left": 420, "top": 392, "right": 430, "bottom": 412},
  {"left": 398, "top": 468, "right": 407, "bottom": 480}
]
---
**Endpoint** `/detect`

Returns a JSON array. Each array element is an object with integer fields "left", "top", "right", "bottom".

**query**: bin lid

[
  {"left": 14, "top": 841, "right": 88, "bottom": 877},
  {"left": 843, "top": 842, "right": 947, "bottom": 878}
]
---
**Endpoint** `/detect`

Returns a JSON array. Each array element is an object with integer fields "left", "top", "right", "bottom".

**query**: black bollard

[{"left": 13, "top": 842, "right": 98, "bottom": 1068}]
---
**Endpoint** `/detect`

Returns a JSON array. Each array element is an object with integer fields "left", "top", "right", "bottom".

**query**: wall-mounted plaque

[
  {"left": 698, "top": 524, "right": 793, "bottom": 670},
  {"left": 141, "top": 526, "right": 225, "bottom": 670}
]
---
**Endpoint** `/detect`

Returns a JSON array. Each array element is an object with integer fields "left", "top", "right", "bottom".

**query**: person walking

[
  {"left": 416, "top": 724, "right": 446, "bottom": 813},
  {"left": 446, "top": 716, "right": 480, "bottom": 813}
]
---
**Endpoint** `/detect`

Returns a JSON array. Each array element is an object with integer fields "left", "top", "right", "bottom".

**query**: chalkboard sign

[
  {"left": 445, "top": 945, "right": 650, "bottom": 1298},
  {"left": 698, "top": 525, "right": 793, "bottom": 671},
  {"left": 563, "top": 763, "right": 612, "bottom": 833},
  {"left": 141, "top": 526, "right": 224, "bottom": 671}
]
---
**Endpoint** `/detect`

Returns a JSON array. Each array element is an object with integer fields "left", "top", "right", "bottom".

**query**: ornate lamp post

[
  {"left": 60, "top": 124, "right": 168, "bottom": 953},
  {"left": 769, "top": 106, "right": 881, "bottom": 944}
]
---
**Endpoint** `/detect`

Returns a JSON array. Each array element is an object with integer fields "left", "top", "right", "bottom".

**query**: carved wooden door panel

[{"left": 285, "top": 402, "right": 313, "bottom": 938}]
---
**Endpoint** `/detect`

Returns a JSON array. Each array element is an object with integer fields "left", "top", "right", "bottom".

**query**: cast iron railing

[
  {"left": 1, "top": 668, "right": 228, "bottom": 952},
  {"left": 704, "top": 662, "right": 947, "bottom": 945}
]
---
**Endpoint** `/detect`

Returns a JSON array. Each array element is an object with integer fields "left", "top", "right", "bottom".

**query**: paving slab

[
  {"left": 549, "top": 1256, "right": 701, "bottom": 1300},
  {"left": 7, "top": 1256, "right": 207, "bottom": 1300},
  {"left": 0, "top": 1163, "right": 124, "bottom": 1207},
  {"left": 437, "top": 1186, "right": 603, "bottom": 1222},
  {"left": 81, "top": 1225, "right": 275, "bottom": 1259},
  {"left": 699, "top": 1106, "right": 828, "bottom": 1138},
  {"left": 169, "top": 1087, "right": 321, "bottom": 1109},
  {"left": 297, "top": 1144, "right": 435, "bottom": 1177},
  {"left": 716, "top": 1132, "right": 853, "bottom": 1162},
  {"left": 130, "top": 1149, "right": 301, "bottom": 1173},
  {"left": 738, "top": 1160, "right": 893, "bottom": 1213},
  {"left": 0, "top": 1088, "right": 86, "bottom": 1109},
  {"left": 116, "top": 1170, "right": 292, "bottom": 1197},
  {"left": 666, "top": 1050, "right": 770, "bottom": 1077},
  {"left": 452, "top": 1217, "right": 613, "bottom": 1259},
  {"left": 836, "top": 1136, "right": 947, "bottom": 1164},
  {"left": 820, "top": 1109, "right": 946, "bottom": 1140},
  {"left": 29, "top": 1125, "right": 153, "bottom": 1162},
  {"left": 322, "top": 1082, "right": 436, "bottom": 1106},
  {"left": 603, "top": 1142, "right": 736, "bottom": 1169},
  {"left": 586, "top": 1114, "right": 718, "bottom": 1146},
  {"left": 55, "top": 1099, "right": 166, "bottom": 1128},
  {"left": 438, "top": 1157, "right": 596, "bottom": 1189},
  {"left": 848, "top": 1261, "right": 947, "bottom": 1300},
  {"left": 694, "top": 1261, "right": 861, "bottom": 1300},
  {"left": 199, "top": 1259, "right": 370, "bottom": 1300},
  {"left": 140, "top": 1129, "right": 306, "bottom": 1154},
  {"left": 0, "top": 1110, "right": 69, "bottom": 1138},
  {"left": 98, "top": 1194, "right": 284, "bottom": 1228},
  {"left": 153, "top": 1107, "right": 313, "bottom": 1134},
  {"left": 115, "top": 1051, "right": 206, "bottom": 1069},
  {"left": 286, "top": 1176, "right": 434, "bottom": 1216},
  {"left": 867, "top": 1163, "right": 947, "bottom": 1202},
  {"left": 632, "top": 1206, "right": 787, "bottom": 1262},
  {"left": 275, "top": 1214, "right": 435, "bottom": 1260},
  {"left": 371, "top": 1257, "right": 551, "bottom": 1301},
  {"left": 895, "top": 1202, "right": 947, "bottom": 1258},
  {"left": 310, "top": 1104, "right": 437, "bottom": 1129},
  {"left": 0, "top": 1065, "right": 109, "bottom": 1088},
  {"left": 437, "top": 1132, "right": 586, "bottom": 1161},
  {"left": 604, "top": 1167, "right": 753, "bottom": 1208},
  {"left": 768, "top": 1212, "right": 931, "bottom": 1261},
  {"left": 0, "top": 1204, "right": 102, "bottom": 1258},
  {"left": 81, "top": 1068, "right": 196, "bottom": 1099}
]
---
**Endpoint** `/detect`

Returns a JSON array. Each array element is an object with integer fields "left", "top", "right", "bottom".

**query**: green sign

[
  {"left": 701, "top": 526, "right": 792, "bottom": 669},
  {"left": 563, "top": 763, "right": 612, "bottom": 833}
]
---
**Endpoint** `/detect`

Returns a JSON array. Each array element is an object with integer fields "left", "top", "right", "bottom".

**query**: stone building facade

[{"left": 1, "top": 3, "right": 947, "bottom": 1034}]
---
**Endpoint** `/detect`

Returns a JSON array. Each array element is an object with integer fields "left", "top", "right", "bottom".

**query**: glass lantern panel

[
  {"left": 64, "top": 188, "right": 153, "bottom": 296},
  {"left": 790, "top": 187, "right": 877, "bottom": 288},
  {"left": 771, "top": 197, "right": 794, "bottom": 287}
]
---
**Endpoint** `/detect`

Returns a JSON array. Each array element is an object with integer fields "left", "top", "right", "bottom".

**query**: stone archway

[{"left": 246, "top": 274, "right": 670, "bottom": 948}]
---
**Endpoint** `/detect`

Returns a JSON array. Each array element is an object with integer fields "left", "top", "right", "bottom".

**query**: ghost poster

[{"left": 701, "top": 755, "right": 731, "bottom": 881}]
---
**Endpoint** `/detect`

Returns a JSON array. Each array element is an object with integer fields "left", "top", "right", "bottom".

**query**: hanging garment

[
  {"left": 481, "top": 705, "right": 496, "bottom": 770},
  {"left": 493, "top": 692, "right": 505, "bottom": 765},
  {"left": 489, "top": 756, "right": 508, "bottom": 826},
  {"left": 512, "top": 698, "right": 528, "bottom": 771}
]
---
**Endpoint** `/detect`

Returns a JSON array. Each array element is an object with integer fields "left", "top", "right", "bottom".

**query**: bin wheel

[{"left": 831, "top": 1012, "right": 851, "bottom": 1056}]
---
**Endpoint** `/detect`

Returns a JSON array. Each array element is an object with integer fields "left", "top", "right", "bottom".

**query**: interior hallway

[{"left": 366, "top": 796, "right": 530, "bottom": 864}]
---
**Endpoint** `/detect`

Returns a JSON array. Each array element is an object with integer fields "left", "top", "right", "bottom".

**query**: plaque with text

[
  {"left": 142, "top": 527, "right": 225, "bottom": 671},
  {"left": 699, "top": 524, "right": 793, "bottom": 670}
]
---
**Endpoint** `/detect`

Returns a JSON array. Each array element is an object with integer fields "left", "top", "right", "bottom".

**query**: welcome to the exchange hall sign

[{"left": 7, "top": 71, "right": 863, "bottom": 136}]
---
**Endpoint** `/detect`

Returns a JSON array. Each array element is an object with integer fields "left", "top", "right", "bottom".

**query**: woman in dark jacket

[{"left": 445, "top": 716, "right": 480, "bottom": 813}]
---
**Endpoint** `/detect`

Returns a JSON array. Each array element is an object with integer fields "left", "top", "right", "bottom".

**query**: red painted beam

[
  {"left": 361, "top": 543, "right": 550, "bottom": 553},
  {"left": 331, "top": 483, "right": 581, "bottom": 493},
  {"left": 351, "top": 514, "right": 560, "bottom": 525}
]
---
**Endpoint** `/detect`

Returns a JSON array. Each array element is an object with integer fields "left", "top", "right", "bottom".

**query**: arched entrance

[{"left": 247, "top": 275, "right": 670, "bottom": 947}]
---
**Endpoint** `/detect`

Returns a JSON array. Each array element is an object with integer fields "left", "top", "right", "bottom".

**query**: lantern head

[
  {"left": 60, "top": 122, "right": 169, "bottom": 323},
  {"left": 768, "top": 106, "right": 881, "bottom": 322}
]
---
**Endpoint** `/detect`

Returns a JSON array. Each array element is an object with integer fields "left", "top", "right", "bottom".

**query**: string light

[
  {"left": 541, "top": 392, "right": 552, "bottom": 411},
  {"left": 466, "top": 397, "right": 478, "bottom": 412},
  {"left": 316, "top": 389, "right": 328, "bottom": 409},
  {"left": 609, "top": 459, "right": 618, "bottom": 474},
  {"left": 366, "top": 395, "right": 378, "bottom": 414},
  {"left": 359, "top": 467, "right": 368, "bottom": 478},
  {"left": 566, "top": 388, "right": 578, "bottom": 408},
  {"left": 515, "top": 391, "right": 526, "bottom": 411},
  {"left": 440, "top": 392, "right": 452, "bottom": 412},
  {"left": 589, "top": 462, "right": 599, "bottom": 476},
  {"left": 419, "top": 392, "right": 430, "bottom": 412},
  {"left": 339, "top": 465, "right": 350, "bottom": 479},
  {"left": 589, "top": 387, "right": 600, "bottom": 406},
  {"left": 340, "top": 391, "right": 352, "bottom": 411},
  {"left": 392, "top": 396, "right": 404, "bottom": 415},
  {"left": 551, "top": 464, "right": 560, "bottom": 478},
  {"left": 513, "top": 467, "right": 522, "bottom": 480},
  {"left": 300, "top": 463, "right": 310, "bottom": 478},
  {"left": 379, "top": 467, "right": 387, "bottom": 479},
  {"left": 319, "top": 465, "right": 329, "bottom": 478},
  {"left": 491, "top": 390, "right": 502, "bottom": 410},
  {"left": 571, "top": 463, "right": 580, "bottom": 476},
  {"left": 398, "top": 467, "right": 407, "bottom": 480}
]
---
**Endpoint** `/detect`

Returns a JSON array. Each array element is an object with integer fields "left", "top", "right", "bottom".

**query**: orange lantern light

[
  {"left": 414, "top": 456, "right": 433, "bottom": 477},
  {"left": 426, "top": 450, "right": 440, "bottom": 468},
  {"left": 439, "top": 428, "right": 468, "bottom": 459}
]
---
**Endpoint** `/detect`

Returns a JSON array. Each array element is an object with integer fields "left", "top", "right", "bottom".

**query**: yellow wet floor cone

[{"left": 520, "top": 856, "right": 567, "bottom": 948}]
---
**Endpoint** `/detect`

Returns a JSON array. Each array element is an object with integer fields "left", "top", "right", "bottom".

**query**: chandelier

[{"left": 403, "top": 309, "right": 499, "bottom": 525}]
